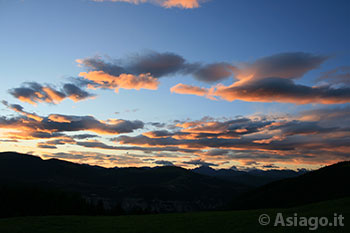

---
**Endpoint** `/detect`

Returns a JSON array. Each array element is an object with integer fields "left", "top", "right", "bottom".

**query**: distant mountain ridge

[
  {"left": 192, "top": 165, "right": 307, "bottom": 187},
  {"left": 229, "top": 161, "right": 350, "bottom": 210}
]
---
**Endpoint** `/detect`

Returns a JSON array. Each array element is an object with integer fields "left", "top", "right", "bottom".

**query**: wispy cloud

[{"left": 92, "top": 0, "right": 206, "bottom": 9}]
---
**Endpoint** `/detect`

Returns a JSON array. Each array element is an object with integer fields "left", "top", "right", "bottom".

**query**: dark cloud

[
  {"left": 37, "top": 144, "right": 57, "bottom": 149},
  {"left": 62, "top": 83, "right": 93, "bottom": 101},
  {"left": 78, "top": 52, "right": 192, "bottom": 78},
  {"left": 126, "top": 52, "right": 194, "bottom": 77},
  {"left": 143, "top": 130, "right": 175, "bottom": 138},
  {"left": 262, "top": 164, "right": 279, "bottom": 169},
  {"left": 183, "top": 159, "right": 218, "bottom": 167},
  {"left": 78, "top": 51, "right": 234, "bottom": 84},
  {"left": 193, "top": 62, "right": 235, "bottom": 82},
  {"left": 71, "top": 134, "right": 99, "bottom": 139},
  {"left": 154, "top": 160, "right": 175, "bottom": 166},
  {"left": 37, "top": 138, "right": 76, "bottom": 149},
  {"left": 235, "top": 52, "right": 328, "bottom": 80},
  {"left": 0, "top": 139, "right": 18, "bottom": 143},
  {"left": 149, "top": 122, "right": 166, "bottom": 128},
  {"left": 9, "top": 82, "right": 94, "bottom": 105},
  {"left": 270, "top": 120, "right": 338, "bottom": 136}
]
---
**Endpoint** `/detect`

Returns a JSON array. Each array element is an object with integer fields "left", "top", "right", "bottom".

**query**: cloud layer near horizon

[{"left": 0, "top": 101, "right": 349, "bottom": 168}]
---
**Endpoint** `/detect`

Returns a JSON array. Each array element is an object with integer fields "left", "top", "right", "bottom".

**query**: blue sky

[{"left": 0, "top": 0, "right": 349, "bottom": 169}]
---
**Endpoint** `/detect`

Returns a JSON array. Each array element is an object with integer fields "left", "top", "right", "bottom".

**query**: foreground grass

[{"left": 0, "top": 198, "right": 349, "bottom": 233}]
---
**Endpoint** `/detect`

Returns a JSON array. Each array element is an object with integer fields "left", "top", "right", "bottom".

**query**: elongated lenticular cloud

[
  {"left": 171, "top": 52, "right": 350, "bottom": 104},
  {"left": 92, "top": 0, "right": 205, "bottom": 9},
  {"left": 212, "top": 78, "right": 350, "bottom": 104},
  {"left": 171, "top": 78, "right": 350, "bottom": 104}
]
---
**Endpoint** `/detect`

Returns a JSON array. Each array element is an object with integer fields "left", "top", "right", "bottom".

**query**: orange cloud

[
  {"left": 162, "top": 0, "right": 200, "bottom": 9},
  {"left": 0, "top": 103, "right": 145, "bottom": 140},
  {"left": 42, "top": 87, "right": 66, "bottom": 104},
  {"left": 48, "top": 115, "right": 72, "bottom": 123},
  {"left": 79, "top": 71, "right": 159, "bottom": 92},
  {"left": 170, "top": 83, "right": 216, "bottom": 100}
]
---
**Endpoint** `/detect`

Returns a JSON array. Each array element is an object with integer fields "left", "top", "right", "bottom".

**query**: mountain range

[{"left": 0, "top": 151, "right": 349, "bottom": 216}]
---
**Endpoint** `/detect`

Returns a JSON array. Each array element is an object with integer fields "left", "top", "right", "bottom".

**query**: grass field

[{"left": 0, "top": 198, "right": 348, "bottom": 233}]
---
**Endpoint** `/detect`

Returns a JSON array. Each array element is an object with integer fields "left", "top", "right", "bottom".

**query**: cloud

[
  {"left": 77, "top": 52, "right": 195, "bottom": 91},
  {"left": 1, "top": 100, "right": 349, "bottom": 166},
  {"left": 212, "top": 77, "right": 350, "bottom": 104},
  {"left": 143, "top": 130, "right": 174, "bottom": 138},
  {"left": 113, "top": 110, "right": 350, "bottom": 165},
  {"left": 193, "top": 62, "right": 235, "bottom": 82},
  {"left": 154, "top": 160, "right": 175, "bottom": 166},
  {"left": 170, "top": 83, "right": 216, "bottom": 100},
  {"left": 125, "top": 51, "right": 195, "bottom": 77},
  {"left": 1, "top": 101, "right": 43, "bottom": 121},
  {"left": 170, "top": 52, "right": 350, "bottom": 104},
  {"left": 77, "top": 51, "right": 234, "bottom": 92},
  {"left": 183, "top": 159, "right": 218, "bottom": 167},
  {"left": 0, "top": 103, "right": 144, "bottom": 139},
  {"left": 262, "top": 164, "right": 279, "bottom": 169},
  {"left": 92, "top": 0, "right": 205, "bottom": 9},
  {"left": 233, "top": 52, "right": 328, "bottom": 81},
  {"left": 79, "top": 71, "right": 159, "bottom": 92},
  {"left": 9, "top": 82, "right": 94, "bottom": 105},
  {"left": 37, "top": 138, "right": 76, "bottom": 149},
  {"left": 71, "top": 134, "right": 99, "bottom": 139}
]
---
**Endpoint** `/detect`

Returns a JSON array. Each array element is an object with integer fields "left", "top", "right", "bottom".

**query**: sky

[{"left": 0, "top": 0, "right": 350, "bottom": 170}]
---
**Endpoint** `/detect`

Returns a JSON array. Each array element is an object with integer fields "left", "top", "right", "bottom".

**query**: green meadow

[{"left": 0, "top": 198, "right": 348, "bottom": 233}]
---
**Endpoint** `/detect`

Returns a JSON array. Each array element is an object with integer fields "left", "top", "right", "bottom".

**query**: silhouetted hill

[
  {"left": 0, "top": 152, "right": 248, "bottom": 214},
  {"left": 229, "top": 161, "right": 350, "bottom": 210},
  {"left": 192, "top": 166, "right": 306, "bottom": 187}
]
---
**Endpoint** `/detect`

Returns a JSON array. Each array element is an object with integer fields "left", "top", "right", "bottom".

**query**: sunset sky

[{"left": 1, "top": 0, "right": 349, "bottom": 170}]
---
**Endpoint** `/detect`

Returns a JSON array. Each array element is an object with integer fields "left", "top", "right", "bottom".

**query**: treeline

[{"left": 0, "top": 185, "right": 124, "bottom": 218}]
